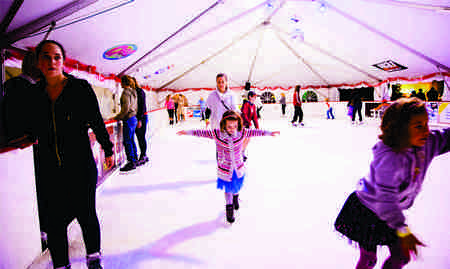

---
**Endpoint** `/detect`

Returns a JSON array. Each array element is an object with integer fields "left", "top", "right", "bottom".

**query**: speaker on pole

[{"left": 244, "top": 81, "right": 251, "bottom": 91}]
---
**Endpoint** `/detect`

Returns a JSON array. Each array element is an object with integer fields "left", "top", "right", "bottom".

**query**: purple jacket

[
  {"left": 356, "top": 128, "right": 450, "bottom": 229},
  {"left": 187, "top": 129, "right": 272, "bottom": 181}
]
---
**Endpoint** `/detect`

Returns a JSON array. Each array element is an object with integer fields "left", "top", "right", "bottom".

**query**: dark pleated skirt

[{"left": 334, "top": 192, "right": 397, "bottom": 250}]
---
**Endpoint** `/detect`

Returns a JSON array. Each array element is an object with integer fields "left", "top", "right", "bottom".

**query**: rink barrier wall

[{"left": 1, "top": 102, "right": 449, "bottom": 268}]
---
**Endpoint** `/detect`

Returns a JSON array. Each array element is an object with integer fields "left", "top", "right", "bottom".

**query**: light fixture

[
  {"left": 291, "top": 28, "right": 304, "bottom": 41},
  {"left": 317, "top": 1, "right": 328, "bottom": 13}
]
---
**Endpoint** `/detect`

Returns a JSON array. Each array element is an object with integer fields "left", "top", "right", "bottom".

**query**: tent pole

[
  {"left": 0, "top": 0, "right": 24, "bottom": 36},
  {"left": 132, "top": 1, "right": 268, "bottom": 73},
  {"left": 0, "top": 49, "right": 7, "bottom": 146},
  {"left": 3, "top": 0, "right": 99, "bottom": 46},
  {"left": 158, "top": 24, "right": 262, "bottom": 90},
  {"left": 271, "top": 24, "right": 382, "bottom": 82},
  {"left": 326, "top": 1, "right": 450, "bottom": 72},
  {"left": 272, "top": 27, "right": 330, "bottom": 86},
  {"left": 247, "top": 27, "right": 266, "bottom": 83},
  {"left": 265, "top": 0, "right": 288, "bottom": 22},
  {"left": 118, "top": 0, "right": 225, "bottom": 77},
  {"left": 0, "top": 49, "right": 5, "bottom": 94}
]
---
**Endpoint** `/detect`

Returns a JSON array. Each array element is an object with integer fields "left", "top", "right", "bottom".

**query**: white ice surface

[{"left": 29, "top": 117, "right": 450, "bottom": 269}]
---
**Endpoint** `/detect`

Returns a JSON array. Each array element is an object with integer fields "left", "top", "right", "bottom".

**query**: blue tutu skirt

[{"left": 217, "top": 171, "right": 244, "bottom": 193}]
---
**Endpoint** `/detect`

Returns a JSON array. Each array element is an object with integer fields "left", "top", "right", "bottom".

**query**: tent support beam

[
  {"left": 0, "top": 49, "right": 6, "bottom": 146},
  {"left": 132, "top": 1, "right": 268, "bottom": 74},
  {"left": 326, "top": 1, "right": 450, "bottom": 72},
  {"left": 0, "top": 0, "right": 24, "bottom": 35},
  {"left": 158, "top": 24, "right": 262, "bottom": 90},
  {"left": 118, "top": 0, "right": 224, "bottom": 77},
  {"left": 253, "top": 65, "right": 292, "bottom": 86},
  {"left": 272, "top": 28, "right": 330, "bottom": 86},
  {"left": 247, "top": 26, "right": 266, "bottom": 83},
  {"left": 271, "top": 24, "right": 382, "bottom": 82},
  {"left": 264, "top": 0, "right": 288, "bottom": 23},
  {"left": 3, "top": 0, "right": 99, "bottom": 46}
]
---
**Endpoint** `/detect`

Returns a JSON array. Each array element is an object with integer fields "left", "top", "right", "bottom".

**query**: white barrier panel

[
  {"left": 252, "top": 102, "right": 365, "bottom": 121},
  {"left": 0, "top": 147, "right": 41, "bottom": 269},
  {"left": 147, "top": 108, "right": 169, "bottom": 138}
]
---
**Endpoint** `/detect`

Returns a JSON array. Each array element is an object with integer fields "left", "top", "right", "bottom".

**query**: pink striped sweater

[{"left": 186, "top": 129, "right": 273, "bottom": 181}]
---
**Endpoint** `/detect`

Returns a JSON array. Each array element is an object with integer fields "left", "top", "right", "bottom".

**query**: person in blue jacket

[{"left": 198, "top": 97, "right": 206, "bottom": 121}]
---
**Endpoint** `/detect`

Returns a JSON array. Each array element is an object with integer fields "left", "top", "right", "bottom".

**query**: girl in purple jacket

[
  {"left": 335, "top": 97, "right": 450, "bottom": 269},
  {"left": 177, "top": 110, "right": 279, "bottom": 223}
]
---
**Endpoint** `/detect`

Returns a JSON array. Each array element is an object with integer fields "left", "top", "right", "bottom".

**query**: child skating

[
  {"left": 335, "top": 97, "right": 450, "bottom": 269},
  {"left": 177, "top": 110, "right": 280, "bottom": 223}
]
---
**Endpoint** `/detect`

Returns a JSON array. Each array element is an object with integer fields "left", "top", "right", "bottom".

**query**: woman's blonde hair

[
  {"left": 219, "top": 110, "right": 243, "bottom": 132},
  {"left": 379, "top": 97, "right": 427, "bottom": 151}
]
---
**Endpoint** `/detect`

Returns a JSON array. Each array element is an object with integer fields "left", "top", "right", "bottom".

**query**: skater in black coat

[
  {"left": 31, "top": 40, "right": 113, "bottom": 269},
  {"left": 349, "top": 89, "right": 363, "bottom": 124}
]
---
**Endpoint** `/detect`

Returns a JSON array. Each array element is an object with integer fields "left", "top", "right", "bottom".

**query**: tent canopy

[{"left": 1, "top": 0, "right": 449, "bottom": 90}]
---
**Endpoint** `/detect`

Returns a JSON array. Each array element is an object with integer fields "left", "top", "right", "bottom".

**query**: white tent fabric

[{"left": 1, "top": 0, "right": 450, "bottom": 90}]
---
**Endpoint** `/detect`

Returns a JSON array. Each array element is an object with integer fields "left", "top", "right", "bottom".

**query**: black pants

[
  {"left": 174, "top": 103, "right": 178, "bottom": 123},
  {"left": 281, "top": 104, "right": 286, "bottom": 115},
  {"left": 135, "top": 115, "right": 148, "bottom": 158},
  {"left": 33, "top": 144, "right": 48, "bottom": 234},
  {"left": 291, "top": 106, "right": 303, "bottom": 123},
  {"left": 46, "top": 169, "right": 101, "bottom": 268},
  {"left": 352, "top": 103, "right": 363, "bottom": 122},
  {"left": 201, "top": 109, "right": 205, "bottom": 120},
  {"left": 167, "top": 109, "right": 175, "bottom": 125}
]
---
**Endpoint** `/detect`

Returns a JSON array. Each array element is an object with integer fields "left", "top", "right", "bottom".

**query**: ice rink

[{"left": 29, "top": 117, "right": 450, "bottom": 269}]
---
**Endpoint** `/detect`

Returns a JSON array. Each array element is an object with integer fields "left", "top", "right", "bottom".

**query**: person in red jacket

[
  {"left": 291, "top": 85, "right": 304, "bottom": 126},
  {"left": 240, "top": 91, "right": 259, "bottom": 162},
  {"left": 241, "top": 91, "right": 259, "bottom": 129}
]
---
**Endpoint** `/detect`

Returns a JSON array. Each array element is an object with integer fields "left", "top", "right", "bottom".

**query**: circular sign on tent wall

[{"left": 103, "top": 44, "right": 137, "bottom": 60}]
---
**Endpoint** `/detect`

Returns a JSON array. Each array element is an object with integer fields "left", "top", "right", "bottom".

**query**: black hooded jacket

[{"left": 30, "top": 75, "right": 113, "bottom": 184}]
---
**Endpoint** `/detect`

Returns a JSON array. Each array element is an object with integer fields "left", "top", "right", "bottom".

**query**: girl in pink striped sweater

[{"left": 177, "top": 110, "right": 280, "bottom": 223}]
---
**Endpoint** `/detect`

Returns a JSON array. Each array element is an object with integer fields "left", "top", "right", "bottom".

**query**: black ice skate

[
  {"left": 87, "top": 253, "right": 103, "bottom": 269},
  {"left": 226, "top": 204, "right": 235, "bottom": 223},
  {"left": 233, "top": 194, "right": 239, "bottom": 210}
]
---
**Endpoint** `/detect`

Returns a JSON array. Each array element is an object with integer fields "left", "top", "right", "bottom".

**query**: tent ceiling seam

[
  {"left": 270, "top": 24, "right": 382, "bottom": 82},
  {"left": 248, "top": 26, "right": 266, "bottom": 83},
  {"left": 327, "top": 1, "right": 450, "bottom": 72},
  {"left": 118, "top": 0, "right": 224, "bottom": 77},
  {"left": 272, "top": 26, "right": 330, "bottom": 86},
  {"left": 133, "top": 1, "right": 268, "bottom": 74},
  {"left": 157, "top": 24, "right": 263, "bottom": 90}
]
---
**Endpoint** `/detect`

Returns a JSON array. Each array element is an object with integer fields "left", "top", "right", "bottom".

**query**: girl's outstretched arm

[
  {"left": 177, "top": 129, "right": 216, "bottom": 139},
  {"left": 244, "top": 129, "right": 280, "bottom": 137}
]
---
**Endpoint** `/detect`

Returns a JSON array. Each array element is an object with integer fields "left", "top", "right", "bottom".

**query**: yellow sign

[{"left": 400, "top": 82, "right": 432, "bottom": 95}]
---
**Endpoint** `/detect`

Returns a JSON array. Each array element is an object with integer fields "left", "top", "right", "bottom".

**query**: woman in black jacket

[{"left": 31, "top": 40, "right": 113, "bottom": 269}]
